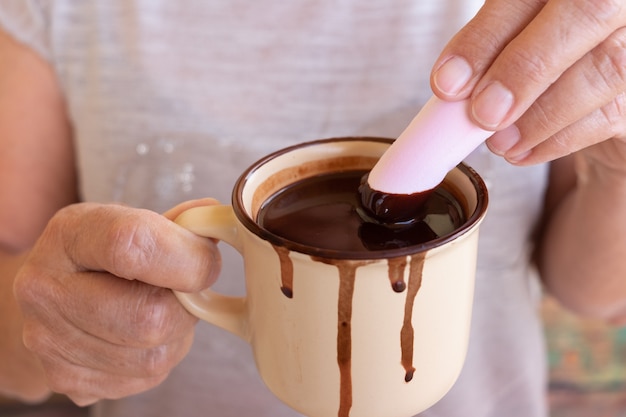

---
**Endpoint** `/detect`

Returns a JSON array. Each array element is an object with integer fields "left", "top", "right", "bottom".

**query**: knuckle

[
  {"left": 105, "top": 212, "right": 159, "bottom": 278},
  {"left": 602, "top": 92, "right": 626, "bottom": 134},
  {"left": 12, "top": 266, "right": 39, "bottom": 307},
  {"left": 131, "top": 288, "right": 178, "bottom": 346},
  {"left": 614, "top": 93, "right": 626, "bottom": 131},
  {"left": 13, "top": 267, "right": 61, "bottom": 323},
  {"left": 550, "top": 131, "right": 577, "bottom": 156},
  {"left": 584, "top": 0, "right": 625, "bottom": 25},
  {"left": 526, "top": 100, "right": 559, "bottom": 134},
  {"left": 141, "top": 344, "right": 174, "bottom": 378},
  {"left": 508, "top": 46, "right": 553, "bottom": 85},
  {"left": 591, "top": 29, "right": 626, "bottom": 91},
  {"left": 21, "top": 321, "right": 49, "bottom": 355},
  {"left": 47, "top": 204, "right": 84, "bottom": 242},
  {"left": 185, "top": 239, "right": 222, "bottom": 293},
  {"left": 139, "top": 332, "right": 194, "bottom": 378},
  {"left": 38, "top": 211, "right": 75, "bottom": 262},
  {"left": 43, "top": 207, "right": 70, "bottom": 234},
  {"left": 23, "top": 326, "right": 79, "bottom": 376},
  {"left": 462, "top": 18, "right": 502, "bottom": 61}
]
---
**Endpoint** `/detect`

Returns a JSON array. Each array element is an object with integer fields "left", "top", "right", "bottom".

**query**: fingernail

[
  {"left": 433, "top": 56, "right": 473, "bottom": 96},
  {"left": 472, "top": 82, "right": 514, "bottom": 129},
  {"left": 487, "top": 124, "right": 521, "bottom": 156}
]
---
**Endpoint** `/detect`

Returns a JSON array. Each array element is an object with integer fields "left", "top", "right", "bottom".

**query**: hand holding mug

[{"left": 13, "top": 201, "right": 220, "bottom": 405}]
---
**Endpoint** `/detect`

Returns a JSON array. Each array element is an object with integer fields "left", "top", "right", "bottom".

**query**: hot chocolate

[{"left": 257, "top": 169, "right": 465, "bottom": 252}]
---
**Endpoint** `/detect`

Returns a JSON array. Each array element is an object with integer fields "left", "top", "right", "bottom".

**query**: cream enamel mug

[{"left": 173, "top": 137, "right": 488, "bottom": 417}]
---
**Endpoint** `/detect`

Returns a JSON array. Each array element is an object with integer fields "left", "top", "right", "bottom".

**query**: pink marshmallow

[{"left": 368, "top": 96, "right": 494, "bottom": 194}]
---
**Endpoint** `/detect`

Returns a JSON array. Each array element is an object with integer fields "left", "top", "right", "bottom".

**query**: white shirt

[{"left": 0, "top": 1, "right": 549, "bottom": 416}]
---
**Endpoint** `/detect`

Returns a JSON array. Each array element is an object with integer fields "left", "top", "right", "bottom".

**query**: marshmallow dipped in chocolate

[
  {"left": 360, "top": 95, "right": 493, "bottom": 227},
  {"left": 357, "top": 173, "right": 433, "bottom": 226}
]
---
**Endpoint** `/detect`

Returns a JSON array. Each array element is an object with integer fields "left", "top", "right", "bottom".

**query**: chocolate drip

[
  {"left": 274, "top": 245, "right": 294, "bottom": 298},
  {"left": 387, "top": 257, "right": 408, "bottom": 293},
  {"left": 275, "top": 246, "right": 425, "bottom": 416},
  {"left": 400, "top": 253, "right": 425, "bottom": 382},
  {"left": 336, "top": 262, "right": 358, "bottom": 417}
]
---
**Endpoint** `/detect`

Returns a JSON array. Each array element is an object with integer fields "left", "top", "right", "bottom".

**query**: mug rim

[{"left": 232, "top": 137, "right": 489, "bottom": 260}]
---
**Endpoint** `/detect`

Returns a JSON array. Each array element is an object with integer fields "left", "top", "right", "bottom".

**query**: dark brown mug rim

[{"left": 232, "top": 137, "right": 489, "bottom": 260}]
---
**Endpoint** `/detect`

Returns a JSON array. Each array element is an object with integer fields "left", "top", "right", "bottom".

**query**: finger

[
  {"left": 431, "top": 0, "right": 545, "bottom": 99},
  {"left": 38, "top": 352, "right": 170, "bottom": 406},
  {"left": 60, "top": 272, "right": 198, "bottom": 348},
  {"left": 15, "top": 262, "right": 198, "bottom": 349},
  {"left": 22, "top": 307, "right": 195, "bottom": 379},
  {"left": 488, "top": 27, "right": 626, "bottom": 161},
  {"left": 493, "top": 92, "right": 626, "bottom": 165},
  {"left": 33, "top": 203, "right": 220, "bottom": 292},
  {"left": 162, "top": 197, "right": 220, "bottom": 221},
  {"left": 471, "top": 0, "right": 626, "bottom": 129},
  {"left": 66, "top": 273, "right": 198, "bottom": 348}
]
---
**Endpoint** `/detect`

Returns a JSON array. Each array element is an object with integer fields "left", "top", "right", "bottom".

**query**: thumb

[{"left": 430, "top": 0, "right": 545, "bottom": 100}]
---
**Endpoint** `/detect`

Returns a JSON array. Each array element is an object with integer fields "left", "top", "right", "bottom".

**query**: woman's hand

[
  {"left": 431, "top": 0, "right": 626, "bottom": 166},
  {"left": 13, "top": 200, "right": 221, "bottom": 406}
]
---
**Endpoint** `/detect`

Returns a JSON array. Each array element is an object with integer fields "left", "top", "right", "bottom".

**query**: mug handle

[{"left": 173, "top": 205, "right": 249, "bottom": 341}]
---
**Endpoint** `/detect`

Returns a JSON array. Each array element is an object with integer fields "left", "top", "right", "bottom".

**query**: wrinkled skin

[
  {"left": 432, "top": 0, "right": 626, "bottom": 167},
  {"left": 12, "top": 200, "right": 222, "bottom": 405}
]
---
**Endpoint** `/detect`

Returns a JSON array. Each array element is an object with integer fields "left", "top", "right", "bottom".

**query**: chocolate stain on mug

[
  {"left": 274, "top": 245, "right": 294, "bottom": 298},
  {"left": 400, "top": 253, "right": 425, "bottom": 383},
  {"left": 273, "top": 244, "right": 426, "bottom": 417}
]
